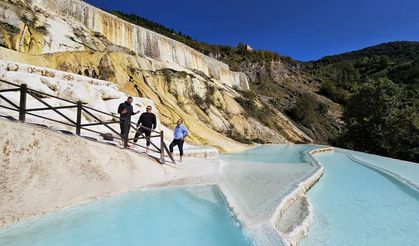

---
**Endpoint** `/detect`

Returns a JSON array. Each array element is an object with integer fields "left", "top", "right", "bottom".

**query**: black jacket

[
  {"left": 137, "top": 112, "right": 157, "bottom": 130},
  {"left": 118, "top": 101, "right": 136, "bottom": 120}
]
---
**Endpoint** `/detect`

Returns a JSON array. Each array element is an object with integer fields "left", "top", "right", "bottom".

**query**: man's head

[
  {"left": 146, "top": 105, "right": 152, "bottom": 112},
  {"left": 177, "top": 119, "right": 183, "bottom": 126},
  {"left": 127, "top": 96, "right": 133, "bottom": 104}
]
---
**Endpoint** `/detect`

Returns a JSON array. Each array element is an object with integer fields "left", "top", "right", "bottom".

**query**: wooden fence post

[
  {"left": 76, "top": 101, "right": 82, "bottom": 135},
  {"left": 123, "top": 119, "right": 129, "bottom": 149},
  {"left": 160, "top": 130, "right": 165, "bottom": 164},
  {"left": 19, "top": 84, "right": 27, "bottom": 122}
]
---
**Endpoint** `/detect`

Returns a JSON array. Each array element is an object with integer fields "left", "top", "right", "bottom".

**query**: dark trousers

[
  {"left": 120, "top": 119, "right": 131, "bottom": 140},
  {"left": 169, "top": 139, "right": 184, "bottom": 156},
  {"left": 134, "top": 128, "right": 152, "bottom": 146}
]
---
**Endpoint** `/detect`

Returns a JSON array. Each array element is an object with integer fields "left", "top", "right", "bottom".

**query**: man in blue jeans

[{"left": 169, "top": 119, "right": 189, "bottom": 162}]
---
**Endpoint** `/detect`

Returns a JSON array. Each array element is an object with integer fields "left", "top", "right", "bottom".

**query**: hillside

[
  {"left": 312, "top": 41, "right": 419, "bottom": 64},
  {"left": 303, "top": 41, "right": 419, "bottom": 162},
  {"left": 305, "top": 41, "right": 419, "bottom": 89}
]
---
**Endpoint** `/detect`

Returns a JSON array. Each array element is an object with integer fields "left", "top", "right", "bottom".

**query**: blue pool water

[
  {"left": 0, "top": 186, "right": 252, "bottom": 246},
  {"left": 300, "top": 151, "right": 419, "bottom": 246},
  {"left": 2, "top": 145, "right": 418, "bottom": 246},
  {"left": 225, "top": 144, "right": 419, "bottom": 245},
  {"left": 222, "top": 144, "right": 318, "bottom": 163},
  {"left": 347, "top": 149, "right": 419, "bottom": 186}
]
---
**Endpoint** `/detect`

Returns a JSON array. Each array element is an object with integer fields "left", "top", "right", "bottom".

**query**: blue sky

[{"left": 86, "top": 0, "right": 419, "bottom": 61}]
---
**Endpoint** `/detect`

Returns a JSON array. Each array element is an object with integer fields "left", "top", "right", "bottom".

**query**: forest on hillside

[{"left": 304, "top": 42, "right": 419, "bottom": 162}]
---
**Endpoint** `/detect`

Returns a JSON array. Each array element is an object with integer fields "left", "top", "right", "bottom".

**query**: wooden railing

[{"left": 0, "top": 79, "right": 175, "bottom": 164}]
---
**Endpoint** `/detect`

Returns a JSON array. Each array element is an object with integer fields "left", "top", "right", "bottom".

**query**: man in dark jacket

[
  {"left": 134, "top": 105, "right": 157, "bottom": 152},
  {"left": 118, "top": 97, "right": 139, "bottom": 144}
]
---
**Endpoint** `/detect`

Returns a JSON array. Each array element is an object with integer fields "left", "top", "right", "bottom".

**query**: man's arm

[
  {"left": 137, "top": 114, "right": 143, "bottom": 128},
  {"left": 152, "top": 115, "right": 157, "bottom": 129},
  {"left": 182, "top": 126, "right": 189, "bottom": 139},
  {"left": 117, "top": 103, "right": 123, "bottom": 114}
]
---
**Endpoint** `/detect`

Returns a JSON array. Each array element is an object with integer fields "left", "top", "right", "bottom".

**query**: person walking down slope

[
  {"left": 134, "top": 105, "right": 157, "bottom": 153},
  {"left": 117, "top": 96, "right": 139, "bottom": 147},
  {"left": 169, "top": 119, "right": 189, "bottom": 162}
]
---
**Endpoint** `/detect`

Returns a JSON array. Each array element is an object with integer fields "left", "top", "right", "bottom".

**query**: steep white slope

[
  {"left": 0, "top": 60, "right": 218, "bottom": 157},
  {"left": 0, "top": 60, "right": 153, "bottom": 131}
]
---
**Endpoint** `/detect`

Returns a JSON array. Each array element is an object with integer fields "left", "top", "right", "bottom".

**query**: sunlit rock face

[
  {"left": 0, "top": 0, "right": 313, "bottom": 149},
  {"left": 25, "top": 0, "right": 249, "bottom": 90}
]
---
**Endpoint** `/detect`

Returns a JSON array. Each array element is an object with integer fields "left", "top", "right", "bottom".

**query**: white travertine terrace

[
  {"left": 26, "top": 0, "right": 250, "bottom": 90},
  {"left": 6, "top": 119, "right": 417, "bottom": 246},
  {"left": 271, "top": 147, "right": 332, "bottom": 245},
  {"left": 0, "top": 60, "right": 219, "bottom": 158},
  {"left": 0, "top": 60, "right": 333, "bottom": 245},
  {"left": 0, "top": 112, "right": 326, "bottom": 246},
  {"left": 0, "top": 61, "right": 340, "bottom": 246},
  {"left": 10, "top": 110, "right": 410, "bottom": 246}
]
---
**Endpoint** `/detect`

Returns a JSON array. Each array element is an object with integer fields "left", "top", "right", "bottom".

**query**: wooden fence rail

[{"left": 0, "top": 79, "right": 175, "bottom": 164}]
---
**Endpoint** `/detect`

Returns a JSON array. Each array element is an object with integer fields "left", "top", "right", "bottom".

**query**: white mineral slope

[
  {"left": 217, "top": 160, "right": 318, "bottom": 246},
  {"left": 0, "top": 60, "right": 154, "bottom": 131},
  {"left": 0, "top": 118, "right": 221, "bottom": 226},
  {"left": 271, "top": 148, "right": 332, "bottom": 245},
  {"left": 276, "top": 195, "right": 314, "bottom": 246},
  {"left": 218, "top": 160, "right": 317, "bottom": 224},
  {"left": 0, "top": 60, "right": 218, "bottom": 158}
]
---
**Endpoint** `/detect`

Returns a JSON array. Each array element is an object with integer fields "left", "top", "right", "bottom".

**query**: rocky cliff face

[
  {"left": 230, "top": 57, "right": 343, "bottom": 143},
  {"left": 0, "top": 0, "right": 312, "bottom": 150},
  {"left": 6, "top": 0, "right": 249, "bottom": 90}
]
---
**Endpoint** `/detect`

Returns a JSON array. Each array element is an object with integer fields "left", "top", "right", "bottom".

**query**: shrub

[
  {"left": 286, "top": 95, "right": 327, "bottom": 128},
  {"left": 319, "top": 80, "right": 350, "bottom": 104}
]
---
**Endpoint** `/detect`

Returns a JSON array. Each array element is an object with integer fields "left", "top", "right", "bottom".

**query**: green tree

[
  {"left": 339, "top": 78, "right": 419, "bottom": 162},
  {"left": 288, "top": 95, "right": 318, "bottom": 127},
  {"left": 319, "top": 80, "right": 350, "bottom": 104}
]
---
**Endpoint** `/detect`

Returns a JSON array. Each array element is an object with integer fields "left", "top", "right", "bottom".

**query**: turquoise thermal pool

[
  {"left": 300, "top": 150, "right": 419, "bottom": 246},
  {"left": 0, "top": 186, "right": 252, "bottom": 246},
  {"left": 222, "top": 144, "right": 319, "bottom": 163},
  {"left": 2, "top": 144, "right": 418, "bottom": 246},
  {"left": 224, "top": 144, "right": 419, "bottom": 246}
]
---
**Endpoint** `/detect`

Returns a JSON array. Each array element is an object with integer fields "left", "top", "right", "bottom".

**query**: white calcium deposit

[
  {"left": 0, "top": 60, "right": 332, "bottom": 245},
  {"left": 0, "top": 60, "right": 151, "bottom": 128},
  {"left": 0, "top": 60, "right": 219, "bottom": 157},
  {"left": 22, "top": 0, "right": 249, "bottom": 90},
  {"left": 0, "top": 109, "right": 331, "bottom": 246}
]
